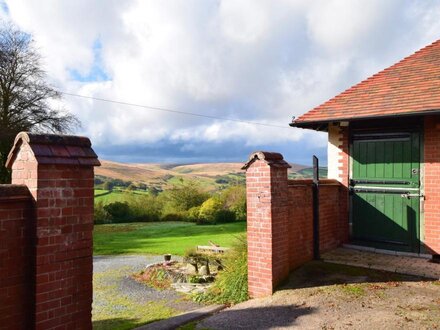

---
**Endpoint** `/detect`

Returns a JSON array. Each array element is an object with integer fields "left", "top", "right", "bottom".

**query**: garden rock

[
  {"left": 199, "top": 265, "right": 209, "bottom": 275},
  {"left": 172, "top": 282, "right": 212, "bottom": 295},
  {"left": 186, "top": 264, "right": 197, "bottom": 274}
]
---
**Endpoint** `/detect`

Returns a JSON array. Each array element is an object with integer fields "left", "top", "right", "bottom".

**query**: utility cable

[{"left": 61, "top": 91, "right": 291, "bottom": 129}]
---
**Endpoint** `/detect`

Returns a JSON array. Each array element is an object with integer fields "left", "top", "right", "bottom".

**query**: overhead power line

[{"left": 61, "top": 91, "right": 291, "bottom": 129}]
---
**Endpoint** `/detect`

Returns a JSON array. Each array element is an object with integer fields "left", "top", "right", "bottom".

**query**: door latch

[
  {"left": 411, "top": 168, "right": 419, "bottom": 175},
  {"left": 401, "top": 193, "right": 424, "bottom": 199}
]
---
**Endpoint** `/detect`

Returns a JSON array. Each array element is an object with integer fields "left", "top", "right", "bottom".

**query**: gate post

[
  {"left": 6, "top": 132, "right": 100, "bottom": 330},
  {"left": 242, "top": 151, "right": 291, "bottom": 297}
]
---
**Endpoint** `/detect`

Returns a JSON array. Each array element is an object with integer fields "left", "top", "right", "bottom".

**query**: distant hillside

[
  {"left": 95, "top": 160, "right": 327, "bottom": 191},
  {"left": 95, "top": 160, "right": 245, "bottom": 191}
]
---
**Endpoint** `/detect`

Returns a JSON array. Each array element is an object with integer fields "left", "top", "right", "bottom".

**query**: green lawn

[{"left": 93, "top": 221, "right": 246, "bottom": 256}]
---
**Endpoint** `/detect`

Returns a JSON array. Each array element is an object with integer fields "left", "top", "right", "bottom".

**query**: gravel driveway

[
  {"left": 92, "top": 255, "right": 203, "bottom": 329},
  {"left": 93, "top": 255, "right": 164, "bottom": 273}
]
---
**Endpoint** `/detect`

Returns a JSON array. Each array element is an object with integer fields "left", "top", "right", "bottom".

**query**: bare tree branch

[{"left": 0, "top": 22, "right": 80, "bottom": 182}]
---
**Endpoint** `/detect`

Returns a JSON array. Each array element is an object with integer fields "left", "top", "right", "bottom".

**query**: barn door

[{"left": 350, "top": 131, "right": 421, "bottom": 253}]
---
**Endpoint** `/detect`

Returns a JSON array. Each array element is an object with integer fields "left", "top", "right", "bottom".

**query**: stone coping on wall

[
  {"left": 5, "top": 131, "right": 100, "bottom": 168},
  {"left": 0, "top": 184, "right": 31, "bottom": 201},
  {"left": 288, "top": 179, "right": 341, "bottom": 186},
  {"left": 242, "top": 151, "right": 291, "bottom": 170}
]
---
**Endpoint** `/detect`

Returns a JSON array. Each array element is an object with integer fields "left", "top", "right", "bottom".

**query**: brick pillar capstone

[
  {"left": 242, "top": 151, "right": 291, "bottom": 298},
  {"left": 5, "top": 132, "right": 100, "bottom": 330}
]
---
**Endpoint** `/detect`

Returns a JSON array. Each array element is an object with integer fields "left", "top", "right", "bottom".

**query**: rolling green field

[
  {"left": 94, "top": 189, "right": 148, "bottom": 204},
  {"left": 93, "top": 221, "right": 246, "bottom": 256}
]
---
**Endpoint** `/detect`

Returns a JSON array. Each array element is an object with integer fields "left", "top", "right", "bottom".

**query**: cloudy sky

[{"left": 2, "top": 1, "right": 440, "bottom": 165}]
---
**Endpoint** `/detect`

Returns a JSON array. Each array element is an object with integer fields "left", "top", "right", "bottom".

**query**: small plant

[
  {"left": 188, "top": 275, "right": 202, "bottom": 283},
  {"left": 134, "top": 267, "right": 172, "bottom": 290},
  {"left": 194, "top": 235, "right": 248, "bottom": 304},
  {"left": 340, "top": 284, "right": 366, "bottom": 297}
]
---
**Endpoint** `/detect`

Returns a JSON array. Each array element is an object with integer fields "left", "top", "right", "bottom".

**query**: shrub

[
  {"left": 94, "top": 201, "right": 110, "bottom": 224},
  {"left": 102, "top": 181, "right": 113, "bottom": 191},
  {"left": 215, "top": 177, "right": 229, "bottom": 184},
  {"left": 161, "top": 213, "right": 186, "bottom": 222},
  {"left": 220, "top": 185, "right": 246, "bottom": 221},
  {"left": 198, "top": 197, "right": 223, "bottom": 224},
  {"left": 161, "top": 180, "right": 209, "bottom": 213},
  {"left": 214, "top": 209, "right": 236, "bottom": 223},
  {"left": 197, "top": 191, "right": 240, "bottom": 224},
  {"left": 187, "top": 206, "right": 201, "bottom": 223},
  {"left": 104, "top": 202, "right": 131, "bottom": 222},
  {"left": 149, "top": 186, "right": 161, "bottom": 196},
  {"left": 138, "top": 183, "right": 148, "bottom": 190},
  {"left": 94, "top": 177, "right": 104, "bottom": 185},
  {"left": 126, "top": 194, "right": 162, "bottom": 222},
  {"left": 194, "top": 235, "right": 248, "bottom": 304},
  {"left": 127, "top": 183, "right": 137, "bottom": 191}
]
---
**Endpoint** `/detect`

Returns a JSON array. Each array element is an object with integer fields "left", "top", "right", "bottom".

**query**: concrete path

[
  {"left": 197, "top": 261, "right": 440, "bottom": 329},
  {"left": 136, "top": 305, "right": 225, "bottom": 330},
  {"left": 322, "top": 246, "right": 440, "bottom": 279}
]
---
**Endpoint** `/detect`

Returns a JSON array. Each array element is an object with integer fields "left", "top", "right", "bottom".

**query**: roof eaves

[{"left": 290, "top": 108, "right": 440, "bottom": 129}]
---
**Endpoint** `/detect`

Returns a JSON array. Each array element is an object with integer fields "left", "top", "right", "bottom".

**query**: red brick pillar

[
  {"left": 424, "top": 116, "right": 440, "bottom": 255},
  {"left": 242, "top": 151, "right": 291, "bottom": 297},
  {"left": 6, "top": 132, "right": 100, "bottom": 330}
]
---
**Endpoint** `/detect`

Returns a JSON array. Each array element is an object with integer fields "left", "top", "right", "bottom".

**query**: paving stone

[{"left": 322, "top": 247, "right": 440, "bottom": 280}]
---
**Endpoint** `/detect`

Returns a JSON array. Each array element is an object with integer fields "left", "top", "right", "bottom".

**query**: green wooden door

[{"left": 350, "top": 131, "right": 421, "bottom": 253}]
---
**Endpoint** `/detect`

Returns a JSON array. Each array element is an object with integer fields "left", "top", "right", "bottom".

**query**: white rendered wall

[{"left": 327, "top": 123, "right": 343, "bottom": 182}]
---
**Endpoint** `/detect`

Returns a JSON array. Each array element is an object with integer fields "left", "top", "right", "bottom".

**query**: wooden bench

[{"left": 197, "top": 245, "right": 230, "bottom": 254}]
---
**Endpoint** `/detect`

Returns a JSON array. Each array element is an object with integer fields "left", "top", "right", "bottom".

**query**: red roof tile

[
  {"left": 292, "top": 39, "right": 440, "bottom": 128},
  {"left": 5, "top": 132, "right": 101, "bottom": 168}
]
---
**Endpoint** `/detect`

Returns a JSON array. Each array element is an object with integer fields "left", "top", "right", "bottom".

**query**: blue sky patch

[
  {"left": 68, "top": 39, "right": 110, "bottom": 82},
  {"left": 0, "top": 1, "right": 9, "bottom": 14}
]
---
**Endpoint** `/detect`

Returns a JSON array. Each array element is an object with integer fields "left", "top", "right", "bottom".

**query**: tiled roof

[
  {"left": 6, "top": 132, "right": 101, "bottom": 168},
  {"left": 291, "top": 39, "right": 440, "bottom": 128}
]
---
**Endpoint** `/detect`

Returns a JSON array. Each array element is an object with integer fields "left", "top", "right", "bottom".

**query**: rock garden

[{"left": 133, "top": 244, "right": 228, "bottom": 295}]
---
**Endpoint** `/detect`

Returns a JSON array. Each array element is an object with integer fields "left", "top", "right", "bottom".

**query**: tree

[
  {"left": 164, "top": 180, "right": 209, "bottom": 212},
  {"left": 0, "top": 23, "right": 78, "bottom": 183},
  {"left": 103, "top": 181, "right": 113, "bottom": 191},
  {"left": 127, "top": 183, "right": 137, "bottom": 191}
]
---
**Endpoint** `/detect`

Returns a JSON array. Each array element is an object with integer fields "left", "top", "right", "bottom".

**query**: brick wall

[
  {"left": 287, "top": 180, "right": 348, "bottom": 270},
  {"left": 0, "top": 132, "right": 99, "bottom": 330},
  {"left": 244, "top": 152, "right": 347, "bottom": 298},
  {"left": 423, "top": 116, "right": 440, "bottom": 254},
  {"left": 0, "top": 186, "right": 34, "bottom": 329}
]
